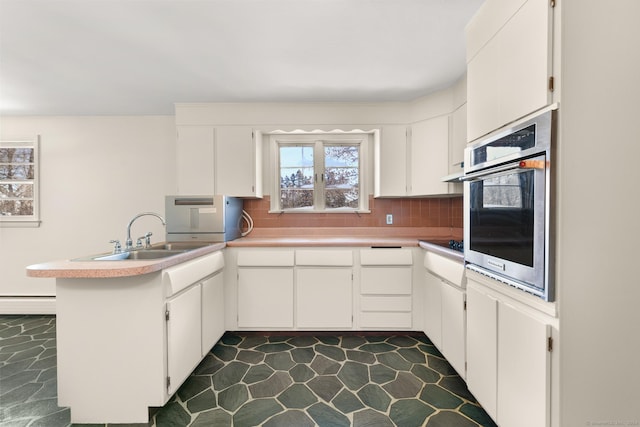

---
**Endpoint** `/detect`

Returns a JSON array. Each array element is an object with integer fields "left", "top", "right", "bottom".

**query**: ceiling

[{"left": 0, "top": 0, "right": 483, "bottom": 116}]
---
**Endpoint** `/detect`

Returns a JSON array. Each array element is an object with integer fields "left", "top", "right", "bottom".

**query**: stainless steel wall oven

[{"left": 463, "top": 107, "right": 556, "bottom": 301}]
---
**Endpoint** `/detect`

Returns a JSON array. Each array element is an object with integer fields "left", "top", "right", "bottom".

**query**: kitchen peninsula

[{"left": 27, "top": 228, "right": 463, "bottom": 424}]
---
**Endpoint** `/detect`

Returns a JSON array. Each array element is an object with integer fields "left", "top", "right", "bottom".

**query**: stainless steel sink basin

[
  {"left": 79, "top": 249, "right": 188, "bottom": 261},
  {"left": 152, "top": 242, "right": 212, "bottom": 251},
  {"left": 126, "top": 249, "right": 188, "bottom": 260},
  {"left": 73, "top": 241, "right": 213, "bottom": 261}
]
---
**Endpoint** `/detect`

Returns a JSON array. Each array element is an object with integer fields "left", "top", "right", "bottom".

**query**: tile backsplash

[{"left": 242, "top": 195, "right": 463, "bottom": 229}]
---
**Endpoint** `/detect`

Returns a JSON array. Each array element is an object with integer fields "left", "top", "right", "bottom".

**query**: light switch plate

[{"left": 386, "top": 214, "right": 393, "bottom": 225}]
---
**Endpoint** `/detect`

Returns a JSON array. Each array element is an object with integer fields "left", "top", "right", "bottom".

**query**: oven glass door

[{"left": 464, "top": 153, "right": 547, "bottom": 296}]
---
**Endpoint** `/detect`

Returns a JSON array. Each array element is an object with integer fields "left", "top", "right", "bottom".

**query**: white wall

[
  {"left": 0, "top": 116, "right": 175, "bottom": 299},
  {"left": 559, "top": 0, "right": 640, "bottom": 425}
]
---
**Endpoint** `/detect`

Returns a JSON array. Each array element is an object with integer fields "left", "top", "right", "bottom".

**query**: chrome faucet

[{"left": 125, "top": 212, "right": 166, "bottom": 251}]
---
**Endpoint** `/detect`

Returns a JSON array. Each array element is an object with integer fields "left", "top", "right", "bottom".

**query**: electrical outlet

[{"left": 386, "top": 214, "right": 393, "bottom": 225}]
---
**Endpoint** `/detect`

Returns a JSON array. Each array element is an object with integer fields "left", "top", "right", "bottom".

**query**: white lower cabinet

[
  {"left": 440, "top": 282, "right": 466, "bottom": 378},
  {"left": 423, "top": 248, "right": 466, "bottom": 378},
  {"left": 163, "top": 252, "right": 226, "bottom": 396},
  {"left": 233, "top": 247, "right": 416, "bottom": 331},
  {"left": 295, "top": 249, "right": 353, "bottom": 329},
  {"left": 55, "top": 251, "right": 225, "bottom": 424},
  {"left": 498, "top": 301, "right": 551, "bottom": 427},
  {"left": 201, "top": 273, "right": 225, "bottom": 357},
  {"left": 238, "top": 268, "right": 294, "bottom": 328},
  {"left": 296, "top": 268, "right": 352, "bottom": 328},
  {"left": 466, "top": 284, "right": 498, "bottom": 420},
  {"left": 424, "top": 269, "right": 466, "bottom": 379},
  {"left": 466, "top": 275, "right": 555, "bottom": 427},
  {"left": 423, "top": 271, "right": 442, "bottom": 348},
  {"left": 237, "top": 250, "right": 295, "bottom": 328},
  {"left": 359, "top": 249, "right": 413, "bottom": 329},
  {"left": 166, "top": 285, "right": 202, "bottom": 395}
]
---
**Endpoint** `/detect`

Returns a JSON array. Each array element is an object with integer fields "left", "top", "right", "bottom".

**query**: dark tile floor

[{"left": 0, "top": 315, "right": 497, "bottom": 426}]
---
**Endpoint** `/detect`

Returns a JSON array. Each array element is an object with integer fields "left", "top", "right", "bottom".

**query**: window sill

[
  {"left": 0, "top": 219, "right": 42, "bottom": 228},
  {"left": 268, "top": 209, "right": 371, "bottom": 214}
]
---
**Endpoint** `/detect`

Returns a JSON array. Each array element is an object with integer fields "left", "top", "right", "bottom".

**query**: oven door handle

[{"left": 459, "top": 162, "right": 521, "bottom": 181}]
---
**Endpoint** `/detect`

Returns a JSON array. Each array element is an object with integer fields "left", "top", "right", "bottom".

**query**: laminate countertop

[
  {"left": 26, "top": 232, "right": 463, "bottom": 279},
  {"left": 26, "top": 242, "right": 226, "bottom": 279}
]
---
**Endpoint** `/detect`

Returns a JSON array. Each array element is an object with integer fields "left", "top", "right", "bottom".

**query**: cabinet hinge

[
  {"left": 463, "top": 300, "right": 467, "bottom": 311},
  {"left": 547, "top": 336, "right": 553, "bottom": 352},
  {"left": 548, "top": 76, "right": 555, "bottom": 92},
  {"left": 165, "top": 310, "right": 170, "bottom": 321},
  {"left": 166, "top": 376, "right": 171, "bottom": 389}
]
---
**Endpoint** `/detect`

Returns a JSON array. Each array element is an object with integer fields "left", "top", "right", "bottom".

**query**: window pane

[
  {"left": 324, "top": 145, "right": 359, "bottom": 209},
  {"left": 0, "top": 183, "right": 33, "bottom": 198},
  {"left": 280, "top": 145, "right": 314, "bottom": 209},
  {"left": 0, "top": 199, "right": 34, "bottom": 216},
  {"left": 0, "top": 165, "right": 35, "bottom": 180},
  {"left": 0, "top": 148, "right": 34, "bottom": 163}
]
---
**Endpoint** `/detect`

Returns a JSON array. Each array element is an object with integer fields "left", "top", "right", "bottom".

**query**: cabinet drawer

[
  {"left": 295, "top": 250, "right": 353, "bottom": 266},
  {"left": 361, "top": 295, "right": 412, "bottom": 312},
  {"left": 361, "top": 267, "right": 412, "bottom": 294},
  {"left": 164, "top": 252, "right": 224, "bottom": 296},
  {"left": 360, "top": 249, "right": 412, "bottom": 266},
  {"left": 360, "top": 312, "right": 412, "bottom": 329},
  {"left": 237, "top": 250, "right": 294, "bottom": 267},
  {"left": 424, "top": 251, "right": 465, "bottom": 287}
]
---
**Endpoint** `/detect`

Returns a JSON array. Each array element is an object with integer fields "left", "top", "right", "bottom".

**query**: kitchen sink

[
  {"left": 90, "top": 249, "right": 187, "bottom": 261},
  {"left": 73, "top": 242, "right": 214, "bottom": 261},
  {"left": 151, "top": 242, "right": 213, "bottom": 251}
]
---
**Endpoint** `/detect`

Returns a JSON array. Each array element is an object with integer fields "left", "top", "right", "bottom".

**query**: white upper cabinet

[
  {"left": 466, "top": 0, "right": 554, "bottom": 141},
  {"left": 409, "top": 115, "right": 457, "bottom": 196},
  {"left": 215, "top": 126, "right": 263, "bottom": 198},
  {"left": 176, "top": 126, "right": 215, "bottom": 195},
  {"left": 175, "top": 125, "right": 263, "bottom": 198},
  {"left": 449, "top": 103, "right": 467, "bottom": 174},
  {"left": 374, "top": 116, "right": 461, "bottom": 197},
  {"left": 374, "top": 125, "right": 408, "bottom": 197}
]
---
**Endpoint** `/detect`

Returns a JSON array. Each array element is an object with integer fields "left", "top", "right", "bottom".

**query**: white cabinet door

[
  {"left": 423, "top": 271, "right": 442, "bottom": 348},
  {"left": 467, "top": 37, "right": 502, "bottom": 141},
  {"left": 441, "top": 282, "right": 466, "bottom": 379},
  {"left": 176, "top": 126, "right": 215, "bottom": 195},
  {"left": 467, "top": 0, "right": 553, "bottom": 141},
  {"left": 499, "top": 0, "right": 552, "bottom": 125},
  {"left": 450, "top": 103, "right": 467, "bottom": 173},
  {"left": 498, "top": 302, "right": 551, "bottom": 427},
  {"left": 296, "top": 268, "right": 352, "bottom": 328},
  {"left": 374, "top": 125, "right": 408, "bottom": 197},
  {"left": 409, "top": 115, "right": 451, "bottom": 196},
  {"left": 466, "top": 284, "right": 498, "bottom": 421},
  {"left": 238, "top": 268, "right": 294, "bottom": 328},
  {"left": 215, "top": 126, "right": 262, "bottom": 198},
  {"left": 201, "top": 272, "right": 224, "bottom": 357},
  {"left": 166, "top": 284, "right": 202, "bottom": 395}
]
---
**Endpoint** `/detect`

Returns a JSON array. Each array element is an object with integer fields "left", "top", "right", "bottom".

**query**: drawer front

[
  {"left": 360, "top": 312, "right": 412, "bottom": 329},
  {"left": 295, "top": 250, "right": 353, "bottom": 266},
  {"left": 164, "top": 251, "right": 224, "bottom": 296},
  {"left": 360, "top": 249, "right": 412, "bottom": 266},
  {"left": 361, "top": 296, "right": 412, "bottom": 312},
  {"left": 361, "top": 267, "right": 412, "bottom": 295},
  {"left": 237, "top": 250, "right": 295, "bottom": 267},
  {"left": 424, "top": 251, "right": 465, "bottom": 287}
]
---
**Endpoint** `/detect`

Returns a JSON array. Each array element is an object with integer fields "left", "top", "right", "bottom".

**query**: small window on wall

[
  {"left": 270, "top": 131, "right": 374, "bottom": 213},
  {"left": 0, "top": 137, "right": 40, "bottom": 227}
]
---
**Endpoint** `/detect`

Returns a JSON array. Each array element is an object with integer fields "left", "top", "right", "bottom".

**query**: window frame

[
  {"left": 269, "top": 130, "right": 374, "bottom": 213},
  {"left": 0, "top": 137, "right": 41, "bottom": 227}
]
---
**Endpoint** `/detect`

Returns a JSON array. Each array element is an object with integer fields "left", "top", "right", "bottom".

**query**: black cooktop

[{"left": 425, "top": 240, "right": 464, "bottom": 253}]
